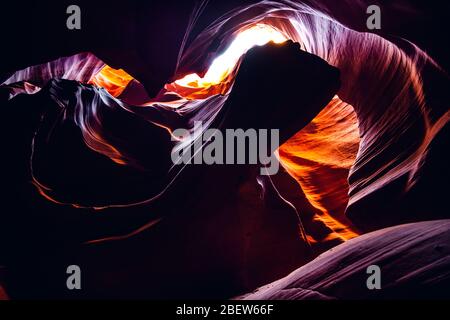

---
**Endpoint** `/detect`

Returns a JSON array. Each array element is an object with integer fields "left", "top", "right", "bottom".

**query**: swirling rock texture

[{"left": 0, "top": 0, "right": 449, "bottom": 299}]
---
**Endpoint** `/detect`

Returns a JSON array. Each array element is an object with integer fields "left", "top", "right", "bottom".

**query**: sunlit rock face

[{"left": 0, "top": 0, "right": 448, "bottom": 299}]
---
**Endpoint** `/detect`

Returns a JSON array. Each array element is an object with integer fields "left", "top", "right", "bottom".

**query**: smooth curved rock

[{"left": 238, "top": 220, "right": 450, "bottom": 300}]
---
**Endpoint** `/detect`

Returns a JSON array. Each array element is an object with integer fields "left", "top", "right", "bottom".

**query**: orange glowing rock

[
  {"left": 278, "top": 96, "right": 361, "bottom": 242},
  {"left": 89, "top": 65, "right": 135, "bottom": 97}
]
